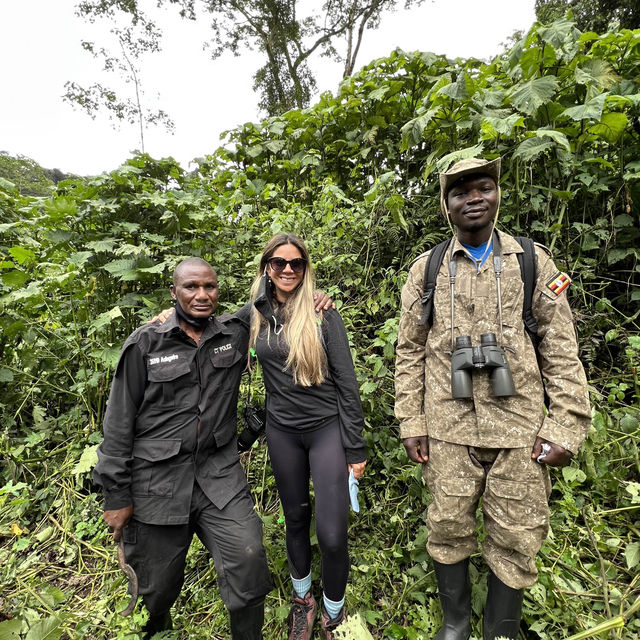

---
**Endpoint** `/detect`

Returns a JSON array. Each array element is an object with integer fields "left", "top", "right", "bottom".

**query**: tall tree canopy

[
  {"left": 535, "top": 0, "right": 640, "bottom": 31},
  {"left": 70, "top": 0, "right": 426, "bottom": 117},
  {"left": 64, "top": 2, "right": 174, "bottom": 152}
]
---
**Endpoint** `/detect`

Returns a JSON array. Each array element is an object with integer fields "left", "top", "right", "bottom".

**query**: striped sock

[
  {"left": 323, "top": 594, "right": 345, "bottom": 621},
  {"left": 291, "top": 573, "right": 312, "bottom": 599}
]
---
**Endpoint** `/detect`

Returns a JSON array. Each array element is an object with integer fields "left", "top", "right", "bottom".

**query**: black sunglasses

[{"left": 266, "top": 257, "right": 307, "bottom": 273}]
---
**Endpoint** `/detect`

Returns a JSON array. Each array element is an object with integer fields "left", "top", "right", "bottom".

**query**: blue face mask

[{"left": 349, "top": 469, "right": 360, "bottom": 513}]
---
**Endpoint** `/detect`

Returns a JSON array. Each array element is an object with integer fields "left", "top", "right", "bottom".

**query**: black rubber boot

[
  {"left": 482, "top": 570, "right": 524, "bottom": 640},
  {"left": 229, "top": 600, "right": 265, "bottom": 640},
  {"left": 433, "top": 559, "right": 472, "bottom": 640},
  {"left": 142, "top": 611, "right": 172, "bottom": 638}
]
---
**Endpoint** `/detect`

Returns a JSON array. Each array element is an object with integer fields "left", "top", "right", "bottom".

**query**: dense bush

[{"left": 1, "top": 17, "right": 639, "bottom": 639}]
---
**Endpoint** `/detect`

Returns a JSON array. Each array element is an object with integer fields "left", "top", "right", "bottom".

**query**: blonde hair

[{"left": 249, "top": 234, "right": 327, "bottom": 387}]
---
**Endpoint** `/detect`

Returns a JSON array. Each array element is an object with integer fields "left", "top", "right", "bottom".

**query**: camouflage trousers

[{"left": 424, "top": 439, "right": 552, "bottom": 589}]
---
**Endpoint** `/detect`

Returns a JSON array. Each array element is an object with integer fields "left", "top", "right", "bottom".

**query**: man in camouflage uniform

[{"left": 395, "top": 157, "right": 591, "bottom": 640}]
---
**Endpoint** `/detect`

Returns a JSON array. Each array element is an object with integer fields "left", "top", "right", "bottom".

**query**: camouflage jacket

[{"left": 395, "top": 230, "right": 591, "bottom": 453}]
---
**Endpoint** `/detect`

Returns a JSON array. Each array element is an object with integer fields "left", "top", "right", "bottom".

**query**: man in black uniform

[{"left": 94, "top": 257, "right": 273, "bottom": 639}]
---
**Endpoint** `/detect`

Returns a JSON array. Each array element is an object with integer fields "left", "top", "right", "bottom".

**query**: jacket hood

[{"left": 253, "top": 274, "right": 284, "bottom": 334}]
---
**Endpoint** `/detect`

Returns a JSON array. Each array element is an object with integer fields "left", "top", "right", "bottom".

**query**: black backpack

[{"left": 417, "top": 236, "right": 540, "bottom": 348}]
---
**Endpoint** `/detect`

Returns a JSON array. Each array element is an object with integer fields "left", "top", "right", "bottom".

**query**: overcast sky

[{"left": 0, "top": 0, "right": 536, "bottom": 176}]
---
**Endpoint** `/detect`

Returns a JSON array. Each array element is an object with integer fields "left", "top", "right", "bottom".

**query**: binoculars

[
  {"left": 450, "top": 333, "right": 515, "bottom": 398},
  {"left": 238, "top": 404, "right": 266, "bottom": 452}
]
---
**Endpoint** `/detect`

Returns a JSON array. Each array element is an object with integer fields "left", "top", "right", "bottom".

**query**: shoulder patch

[{"left": 546, "top": 272, "right": 571, "bottom": 295}]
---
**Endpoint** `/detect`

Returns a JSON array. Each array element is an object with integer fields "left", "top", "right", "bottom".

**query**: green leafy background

[{"left": 1, "top": 17, "right": 639, "bottom": 640}]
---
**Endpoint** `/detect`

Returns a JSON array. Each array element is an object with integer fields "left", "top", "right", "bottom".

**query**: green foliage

[
  {"left": 0, "top": 154, "right": 56, "bottom": 197},
  {"left": 2, "top": 16, "right": 640, "bottom": 639},
  {"left": 536, "top": 0, "right": 640, "bottom": 32}
]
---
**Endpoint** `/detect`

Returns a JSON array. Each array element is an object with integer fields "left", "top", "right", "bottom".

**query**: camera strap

[
  {"left": 492, "top": 233, "right": 505, "bottom": 346},
  {"left": 246, "top": 348, "right": 258, "bottom": 405},
  {"left": 421, "top": 234, "right": 540, "bottom": 358},
  {"left": 447, "top": 231, "right": 506, "bottom": 350}
]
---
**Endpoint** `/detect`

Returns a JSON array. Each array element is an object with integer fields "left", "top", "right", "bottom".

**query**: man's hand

[
  {"left": 313, "top": 291, "right": 336, "bottom": 312},
  {"left": 103, "top": 505, "right": 133, "bottom": 541},
  {"left": 531, "top": 436, "right": 572, "bottom": 467},
  {"left": 403, "top": 436, "right": 429, "bottom": 464}
]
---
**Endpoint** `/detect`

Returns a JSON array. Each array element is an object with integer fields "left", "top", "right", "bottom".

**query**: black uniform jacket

[{"left": 94, "top": 310, "right": 250, "bottom": 525}]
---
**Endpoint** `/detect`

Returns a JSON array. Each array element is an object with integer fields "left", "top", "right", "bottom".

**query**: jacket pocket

[
  {"left": 132, "top": 438, "right": 182, "bottom": 498},
  {"left": 133, "top": 438, "right": 181, "bottom": 461},
  {"left": 147, "top": 358, "right": 191, "bottom": 382},
  {"left": 147, "top": 358, "right": 191, "bottom": 406},
  {"left": 211, "top": 348, "right": 242, "bottom": 369}
]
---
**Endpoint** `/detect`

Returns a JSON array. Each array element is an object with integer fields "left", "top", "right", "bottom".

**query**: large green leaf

[
  {"left": 67, "top": 251, "right": 94, "bottom": 267},
  {"left": 25, "top": 616, "right": 62, "bottom": 640},
  {"left": 102, "top": 258, "right": 139, "bottom": 281},
  {"left": 1, "top": 270, "right": 29, "bottom": 288},
  {"left": 437, "top": 71, "right": 474, "bottom": 101},
  {"left": 625, "top": 542, "right": 640, "bottom": 570},
  {"left": 513, "top": 137, "right": 554, "bottom": 162},
  {"left": 589, "top": 111, "right": 629, "bottom": 142},
  {"left": 8, "top": 246, "right": 36, "bottom": 266},
  {"left": 0, "top": 618, "right": 22, "bottom": 639},
  {"left": 534, "top": 128, "right": 571, "bottom": 152},
  {"left": 537, "top": 19, "right": 580, "bottom": 51},
  {"left": 72, "top": 444, "right": 99, "bottom": 475},
  {"left": 481, "top": 113, "right": 524, "bottom": 139},
  {"left": 509, "top": 76, "right": 559, "bottom": 116},
  {"left": 575, "top": 59, "right": 618, "bottom": 89},
  {"left": 435, "top": 144, "right": 485, "bottom": 173},
  {"left": 85, "top": 239, "right": 117, "bottom": 253},
  {"left": 90, "top": 306, "right": 123, "bottom": 332},
  {"left": 562, "top": 93, "right": 607, "bottom": 121}
]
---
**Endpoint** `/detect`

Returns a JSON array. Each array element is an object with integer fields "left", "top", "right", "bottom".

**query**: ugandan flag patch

[{"left": 546, "top": 272, "right": 571, "bottom": 296}]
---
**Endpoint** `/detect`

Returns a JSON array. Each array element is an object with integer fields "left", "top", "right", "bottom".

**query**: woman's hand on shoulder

[
  {"left": 348, "top": 461, "right": 366, "bottom": 479},
  {"left": 146, "top": 307, "right": 174, "bottom": 325}
]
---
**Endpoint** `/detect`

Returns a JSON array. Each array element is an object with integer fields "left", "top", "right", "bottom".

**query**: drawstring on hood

[{"left": 253, "top": 273, "right": 284, "bottom": 334}]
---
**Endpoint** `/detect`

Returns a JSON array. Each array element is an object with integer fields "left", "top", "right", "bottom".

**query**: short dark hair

[{"left": 173, "top": 258, "right": 215, "bottom": 286}]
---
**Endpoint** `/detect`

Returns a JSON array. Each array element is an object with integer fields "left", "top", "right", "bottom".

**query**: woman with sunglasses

[{"left": 249, "top": 233, "right": 366, "bottom": 640}]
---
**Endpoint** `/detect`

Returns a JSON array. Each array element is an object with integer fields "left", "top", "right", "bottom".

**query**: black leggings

[{"left": 266, "top": 418, "right": 349, "bottom": 601}]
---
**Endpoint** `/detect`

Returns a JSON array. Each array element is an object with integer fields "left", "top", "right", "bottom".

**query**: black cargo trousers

[{"left": 122, "top": 482, "right": 273, "bottom": 617}]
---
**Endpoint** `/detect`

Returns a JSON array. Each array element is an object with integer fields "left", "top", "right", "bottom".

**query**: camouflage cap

[{"left": 439, "top": 157, "right": 501, "bottom": 213}]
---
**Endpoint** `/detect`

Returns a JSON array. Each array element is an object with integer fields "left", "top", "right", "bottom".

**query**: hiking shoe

[
  {"left": 287, "top": 592, "right": 317, "bottom": 640},
  {"left": 320, "top": 606, "right": 346, "bottom": 640}
]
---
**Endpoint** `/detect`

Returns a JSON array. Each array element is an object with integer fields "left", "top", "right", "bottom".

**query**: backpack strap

[
  {"left": 418, "top": 235, "right": 540, "bottom": 345},
  {"left": 514, "top": 236, "right": 539, "bottom": 347},
  {"left": 418, "top": 239, "right": 451, "bottom": 327}
]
